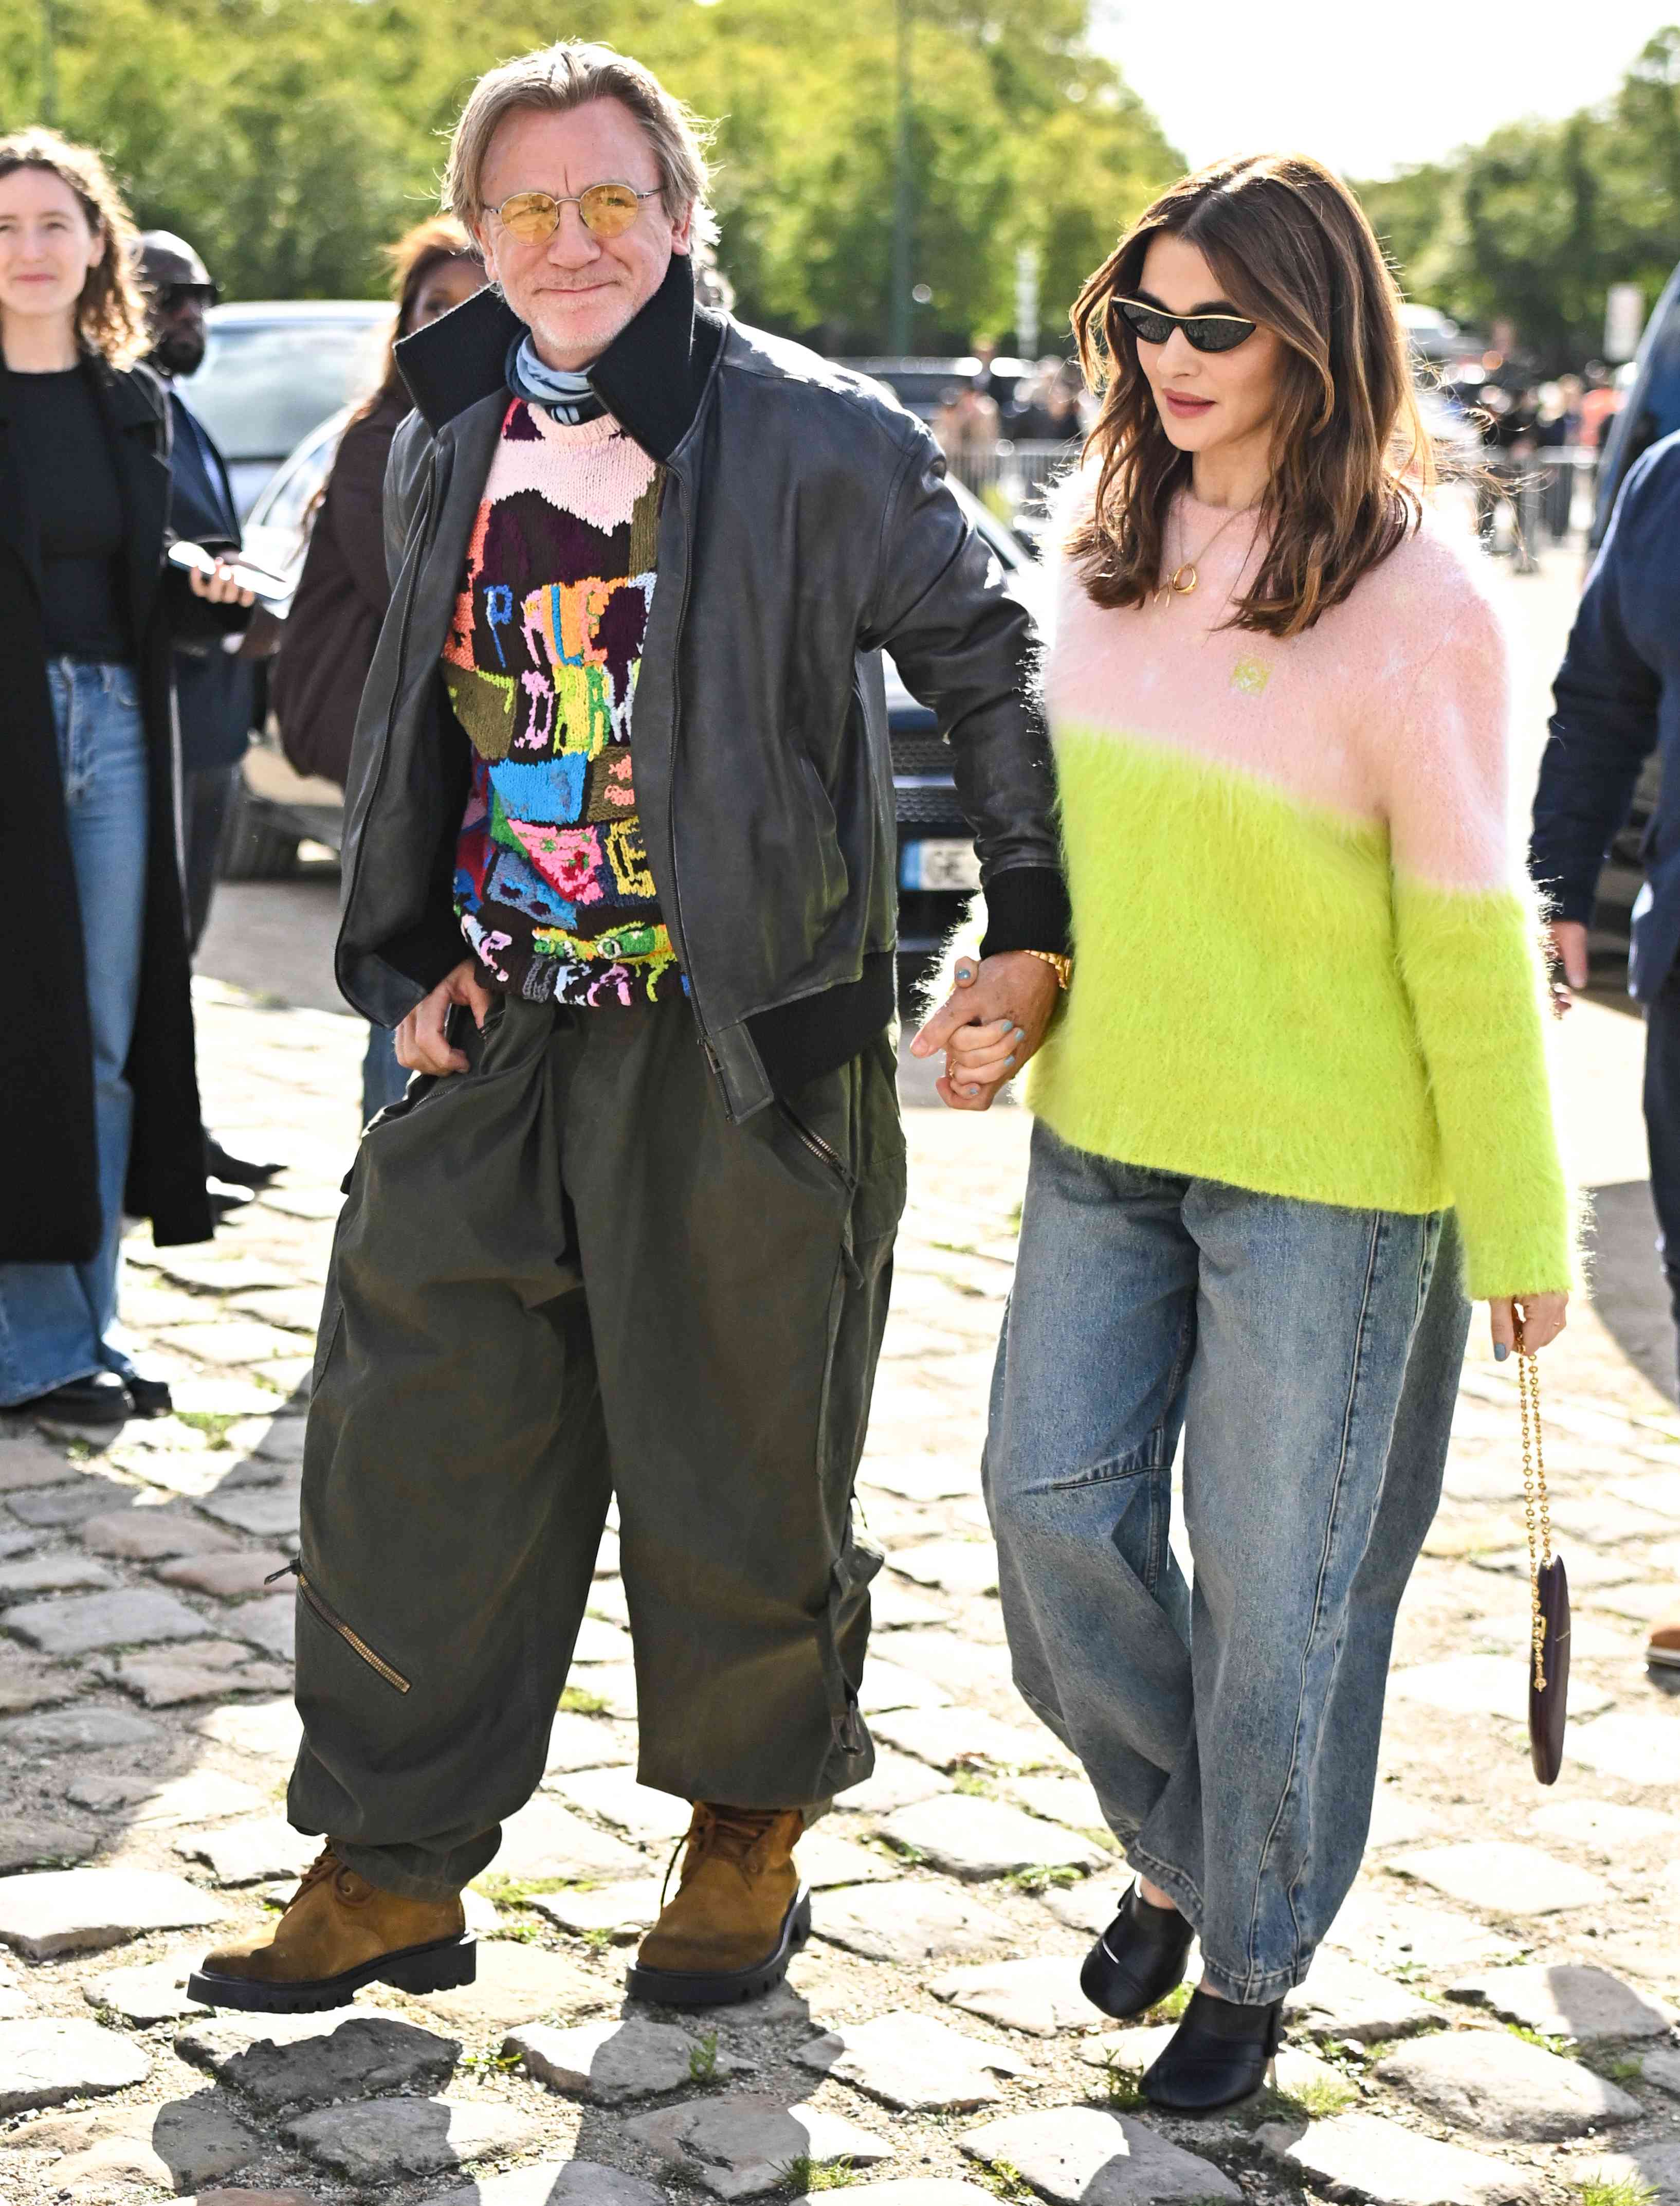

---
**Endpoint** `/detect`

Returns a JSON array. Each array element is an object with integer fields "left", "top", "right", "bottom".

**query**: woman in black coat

[{"left": 0, "top": 128, "right": 249, "bottom": 1423}]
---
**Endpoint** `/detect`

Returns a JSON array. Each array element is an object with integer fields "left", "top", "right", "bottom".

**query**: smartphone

[{"left": 167, "top": 540, "right": 293, "bottom": 607}]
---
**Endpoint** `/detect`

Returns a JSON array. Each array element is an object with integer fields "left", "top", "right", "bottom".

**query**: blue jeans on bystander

[
  {"left": 0, "top": 660, "right": 150, "bottom": 1407},
  {"left": 984, "top": 1119, "right": 1470, "bottom": 2004}
]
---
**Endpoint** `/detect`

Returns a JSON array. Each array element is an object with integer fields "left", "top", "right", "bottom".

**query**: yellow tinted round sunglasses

[{"left": 484, "top": 183, "right": 661, "bottom": 244}]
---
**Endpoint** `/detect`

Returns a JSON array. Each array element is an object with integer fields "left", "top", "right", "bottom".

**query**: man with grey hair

[{"left": 192, "top": 40, "right": 1067, "bottom": 2014}]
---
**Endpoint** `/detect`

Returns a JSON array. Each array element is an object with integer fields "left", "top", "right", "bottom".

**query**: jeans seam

[{"left": 1244, "top": 1207, "right": 1385, "bottom": 1986}]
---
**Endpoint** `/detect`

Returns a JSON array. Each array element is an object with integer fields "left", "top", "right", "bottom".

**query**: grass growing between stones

[
  {"left": 951, "top": 1769, "right": 996, "bottom": 1796},
  {"left": 976, "top": 2161, "right": 1035, "bottom": 2203},
  {"left": 1095, "top": 2057, "right": 1147, "bottom": 2110},
  {"left": 1505, "top": 2021, "right": 1572, "bottom": 2057},
  {"left": 1004, "top": 1864, "right": 1083, "bottom": 1894},
  {"left": 174, "top": 1411, "right": 241, "bottom": 1443},
  {"left": 559, "top": 1687, "right": 609, "bottom": 1715},
  {"left": 1147, "top": 1981, "right": 1193, "bottom": 2022},
  {"left": 778, "top": 2155, "right": 856, "bottom": 2192},
  {"left": 688, "top": 2030, "right": 720, "bottom": 2083},
  {"left": 1252, "top": 2074, "right": 1359, "bottom": 2123},
  {"left": 1577, "top": 2178, "right": 1657, "bottom": 2206},
  {"left": 1586, "top": 2050, "right": 1646, "bottom": 2084}
]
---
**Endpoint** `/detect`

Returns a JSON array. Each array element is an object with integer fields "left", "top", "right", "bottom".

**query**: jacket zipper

[
  {"left": 338, "top": 454, "right": 439, "bottom": 956},
  {"left": 267, "top": 1560, "right": 411, "bottom": 1693},
  {"left": 662, "top": 471, "right": 706, "bottom": 1053},
  {"left": 778, "top": 1101, "right": 856, "bottom": 1191}
]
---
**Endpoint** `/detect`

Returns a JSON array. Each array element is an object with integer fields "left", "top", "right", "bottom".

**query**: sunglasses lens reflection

[
  {"left": 1194, "top": 319, "right": 1255, "bottom": 354},
  {"left": 1119, "top": 302, "right": 1175, "bottom": 345},
  {"left": 498, "top": 192, "right": 560, "bottom": 242},
  {"left": 578, "top": 185, "right": 642, "bottom": 237}
]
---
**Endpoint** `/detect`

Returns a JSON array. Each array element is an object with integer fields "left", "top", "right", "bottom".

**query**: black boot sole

[
  {"left": 625, "top": 1886, "right": 811, "bottom": 2008},
  {"left": 187, "top": 1931, "right": 476, "bottom": 2013}
]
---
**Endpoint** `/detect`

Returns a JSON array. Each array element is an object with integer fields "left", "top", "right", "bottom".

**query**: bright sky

[{"left": 1090, "top": 0, "right": 1677, "bottom": 179}]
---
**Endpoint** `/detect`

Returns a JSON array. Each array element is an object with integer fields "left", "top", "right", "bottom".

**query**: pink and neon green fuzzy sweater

[{"left": 1028, "top": 488, "right": 1573, "bottom": 1300}]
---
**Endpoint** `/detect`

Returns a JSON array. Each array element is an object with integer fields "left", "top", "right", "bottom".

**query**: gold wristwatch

[{"left": 1023, "top": 949, "right": 1072, "bottom": 990}]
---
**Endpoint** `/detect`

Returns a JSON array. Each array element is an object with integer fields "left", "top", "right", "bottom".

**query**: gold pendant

[{"left": 1154, "top": 564, "right": 1199, "bottom": 608}]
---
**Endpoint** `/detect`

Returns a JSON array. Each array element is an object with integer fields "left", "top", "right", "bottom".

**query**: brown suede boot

[
  {"left": 627, "top": 1804, "right": 809, "bottom": 2006},
  {"left": 188, "top": 1847, "right": 474, "bottom": 2013}
]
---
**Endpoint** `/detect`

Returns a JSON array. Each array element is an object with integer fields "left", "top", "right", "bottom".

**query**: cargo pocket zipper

[{"left": 267, "top": 1560, "right": 411, "bottom": 1693}]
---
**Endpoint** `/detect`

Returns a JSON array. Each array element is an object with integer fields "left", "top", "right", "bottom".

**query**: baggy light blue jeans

[
  {"left": 984, "top": 1120, "right": 1470, "bottom": 2003},
  {"left": 0, "top": 660, "right": 150, "bottom": 1407}
]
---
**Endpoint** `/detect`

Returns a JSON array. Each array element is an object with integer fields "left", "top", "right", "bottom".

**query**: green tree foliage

[
  {"left": 1356, "top": 26, "right": 1680, "bottom": 367},
  {"left": 3, "top": 0, "right": 1181, "bottom": 352}
]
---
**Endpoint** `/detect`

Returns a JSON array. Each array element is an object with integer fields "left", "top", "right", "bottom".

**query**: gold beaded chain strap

[{"left": 1517, "top": 1320, "right": 1571, "bottom": 1785}]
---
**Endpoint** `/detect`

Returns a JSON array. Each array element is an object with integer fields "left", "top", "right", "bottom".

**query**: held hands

[
  {"left": 1489, "top": 1292, "right": 1568, "bottom": 1360},
  {"left": 909, "top": 951, "right": 1061, "bottom": 1112},
  {"left": 395, "top": 959, "right": 495, "bottom": 1076},
  {"left": 187, "top": 558, "right": 256, "bottom": 609}
]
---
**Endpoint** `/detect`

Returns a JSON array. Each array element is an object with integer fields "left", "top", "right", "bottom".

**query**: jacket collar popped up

[{"left": 394, "top": 250, "right": 726, "bottom": 464}]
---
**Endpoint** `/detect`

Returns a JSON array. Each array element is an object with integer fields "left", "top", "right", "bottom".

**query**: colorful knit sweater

[
  {"left": 445, "top": 401, "right": 680, "bottom": 1006},
  {"left": 1027, "top": 487, "right": 1573, "bottom": 1300}
]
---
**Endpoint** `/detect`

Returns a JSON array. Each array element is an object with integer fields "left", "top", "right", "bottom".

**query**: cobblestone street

[{"left": 2, "top": 953, "right": 1680, "bottom": 2206}]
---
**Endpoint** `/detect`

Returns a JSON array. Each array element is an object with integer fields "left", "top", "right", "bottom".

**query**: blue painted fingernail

[
  {"left": 964, "top": 1085, "right": 979, "bottom": 1096},
  {"left": 1493, "top": 1343, "right": 1509, "bottom": 1362},
  {"left": 956, "top": 968, "right": 974, "bottom": 983},
  {"left": 1005, "top": 1055, "right": 1015, "bottom": 1067}
]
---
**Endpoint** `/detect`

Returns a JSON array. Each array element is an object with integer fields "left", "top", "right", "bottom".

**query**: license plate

[{"left": 902, "top": 839, "right": 982, "bottom": 892}]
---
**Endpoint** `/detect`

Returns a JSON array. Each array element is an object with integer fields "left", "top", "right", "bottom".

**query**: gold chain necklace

[{"left": 1152, "top": 501, "right": 1257, "bottom": 608}]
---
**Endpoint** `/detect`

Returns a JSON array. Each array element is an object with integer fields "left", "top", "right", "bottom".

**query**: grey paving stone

[
  {"left": 797, "top": 2006, "right": 1031, "bottom": 2109},
  {"left": 1389, "top": 1652, "right": 1611, "bottom": 1722},
  {"left": 1039, "top": 1879, "right": 1126, "bottom": 1937},
  {"left": 0, "top": 1868, "right": 226, "bottom": 1956},
  {"left": 84, "top": 1951, "right": 212, "bottom": 2022},
  {"left": 0, "top": 2017, "right": 150, "bottom": 2112},
  {"left": 508, "top": 2014, "right": 752, "bottom": 2102},
  {"left": 0, "top": 1435, "right": 80, "bottom": 1491},
  {"left": 960, "top": 2106, "right": 1240, "bottom": 2203},
  {"left": 798, "top": 1830, "right": 900, "bottom": 1888},
  {"left": 0, "top": 1551, "right": 117, "bottom": 1600},
  {"left": 871, "top": 1706, "right": 1070, "bottom": 1771},
  {"left": 815, "top": 1878, "right": 1019, "bottom": 1963},
  {"left": 0, "top": 1528, "right": 39, "bottom": 1557},
  {"left": 1391, "top": 1840, "right": 1608, "bottom": 1914},
  {"left": 422, "top": 2164, "right": 670, "bottom": 2206},
  {"left": 8, "top": 1477, "right": 137, "bottom": 1526},
  {"left": 1, "top": 1701, "right": 159, "bottom": 1753},
  {"left": 883, "top": 1795, "right": 1103, "bottom": 1879},
  {"left": 285, "top": 2096, "right": 544, "bottom": 2182},
  {"left": 155, "top": 1547, "right": 294, "bottom": 1598},
  {"left": 1324, "top": 1890, "right": 1519, "bottom": 1974},
  {"left": 4, "top": 1585, "right": 213, "bottom": 1656},
  {"left": 1642, "top": 2042, "right": 1680, "bottom": 2094},
  {"left": 560, "top": 1765, "right": 691, "bottom": 1843},
  {"left": 493, "top": 1798, "right": 647, "bottom": 1881},
  {"left": 102, "top": 1644, "right": 292, "bottom": 1706},
  {"left": 198, "top": 1486, "right": 303, "bottom": 1538},
  {"left": 0, "top": 2095, "right": 256, "bottom": 2190},
  {"left": 179, "top": 2007, "right": 461, "bottom": 2108},
  {"left": 833, "top": 1747, "right": 955, "bottom": 1816},
  {"left": 176, "top": 1815, "right": 317, "bottom": 1885},
  {"left": 627, "top": 2093, "right": 891, "bottom": 2199},
  {"left": 0, "top": 1815, "right": 97, "bottom": 1871},
  {"left": 542, "top": 1708, "right": 635, "bottom": 1773},
  {"left": 882, "top": 1632, "right": 1016, "bottom": 1695},
  {"left": 122, "top": 1770, "right": 273, "bottom": 1826},
  {"left": 1567, "top": 1709, "right": 1680, "bottom": 1787},
  {"left": 231, "top": 1590, "right": 297, "bottom": 1659},
  {"left": 861, "top": 1656, "right": 955, "bottom": 1713},
  {"left": 527, "top": 1877, "right": 664, "bottom": 1942},
  {"left": 225, "top": 1414, "right": 310, "bottom": 1463},
  {"left": 570, "top": 1659, "right": 638, "bottom": 1719},
  {"left": 0, "top": 1651, "right": 77, "bottom": 1719},
  {"left": 932, "top": 1954, "right": 1093, "bottom": 2036},
  {"left": 868, "top": 1579, "right": 952, "bottom": 1629},
  {"left": 1528, "top": 1797, "right": 1678, "bottom": 1848},
  {"left": 1256, "top": 2108, "right": 1543, "bottom": 2203},
  {"left": 1285, "top": 1951, "right": 1442, "bottom": 2042},
  {"left": 861, "top": 1454, "right": 979, "bottom": 1500},
  {"left": 1374, "top": 2027, "right": 1639, "bottom": 2139},
  {"left": 79, "top": 1509, "right": 240, "bottom": 1560},
  {"left": 403, "top": 1940, "right": 608, "bottom": 2032},
  {"left": 191, "top": 1694, "right": 303, "bottom": 1761},
  {"left": 1447, "top": 1961, "right": 1678, "bottom": 2040},
  {"left": 1006, "top": 1772, "right": 1112, "bottom": 1834},
  {"left": 887, "top": 1540, "right": 1000, "bottom": 1595}
]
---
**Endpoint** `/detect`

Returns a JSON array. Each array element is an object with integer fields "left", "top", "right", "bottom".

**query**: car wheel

[{"left": 217, "top": 781, "right": 300, "bottom": 881}]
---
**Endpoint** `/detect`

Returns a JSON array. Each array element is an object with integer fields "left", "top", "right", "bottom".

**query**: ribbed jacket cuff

[{"left": 978, "top": 866, "right": 1072, "bottom": 960}]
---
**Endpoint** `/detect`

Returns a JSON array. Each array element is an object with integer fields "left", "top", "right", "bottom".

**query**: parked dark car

[
  {"left": 1594, "top": 258, "right": 1680, "bottom": 549},
  {"left": 229, "top": 409, "right": 1043, "bottom": 998}
]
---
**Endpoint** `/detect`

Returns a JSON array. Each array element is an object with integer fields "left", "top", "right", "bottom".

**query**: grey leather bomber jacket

[{"left": 334, "top": 254, "right": 1068, "bottom": 1119}]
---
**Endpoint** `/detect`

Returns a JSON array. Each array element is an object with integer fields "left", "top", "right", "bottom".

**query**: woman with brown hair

[
  {"left": 0, "top": 128, "right": 248, "bottom": 1423},
  {"left": 954, "top": 155, "right": 1574, "bottom": 2108},
  {"left": 271, "top": 216, "right": 483, "bottom": 1122}
]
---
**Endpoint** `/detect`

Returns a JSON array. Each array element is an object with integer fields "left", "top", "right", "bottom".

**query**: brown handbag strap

[{"left": 1517, "top": 1321, "right": 1553, "bottom": 1693}]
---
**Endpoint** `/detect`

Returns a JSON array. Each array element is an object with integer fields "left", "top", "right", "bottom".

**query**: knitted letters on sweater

[
  {"left": 1028, "top": 488, "right": 1572, "bottom": 1299},
  {"left": 445, "top": 401, "right": 679, "bottom": 1006}
]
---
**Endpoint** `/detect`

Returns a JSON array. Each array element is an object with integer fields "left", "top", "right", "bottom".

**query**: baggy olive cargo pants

[{"left": 286, "top": 994, "right": 906, "bottom": 1898}]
